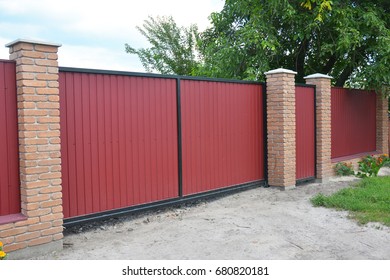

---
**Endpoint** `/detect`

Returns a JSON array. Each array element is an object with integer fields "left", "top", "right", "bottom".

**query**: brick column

[
  {"left": 376, "top": 94, "right": 388, "bottom": 155},
  {"left": 305, "top": 73, "right": 332, "bottom": 182},
  {"left": 265, "top": 68, "right": 297, "bottom": 189},
  {"left": 2, "top": 39, "right": 63, "bottom": 258}
]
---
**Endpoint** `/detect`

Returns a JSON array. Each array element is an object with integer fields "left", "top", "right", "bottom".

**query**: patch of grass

[{"left": 311, "top": 176, "right": 390, "bottom": 226}]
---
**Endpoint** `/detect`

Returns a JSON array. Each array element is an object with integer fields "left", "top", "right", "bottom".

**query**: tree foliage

[
  {"left": 127, "top": 1, "right": 390, "bottom": 92},
  {"left": 125, "top": 16, "right": 200, "bottom": 75},
  {"left": 200, "top": 0, "right": 390, "bottom": 90}
]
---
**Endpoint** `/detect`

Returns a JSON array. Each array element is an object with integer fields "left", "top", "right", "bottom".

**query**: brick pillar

[
  {"left": 305, "top": 73, "right": 332, "bottom": 182},
  {"left": 265, "top": 68, "right": 297, "bottom": 189},
  {"left": 376, "top": 94, "right": 389, "bottom": 154},
  {"left": 2, "top": 39, "right": 63, "bottom": 258}
]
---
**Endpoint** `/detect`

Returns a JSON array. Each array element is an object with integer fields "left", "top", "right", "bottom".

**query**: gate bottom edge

[
  {"left": 296, "top": 177, "right": 316, "bottom": 185},
  {"left": 63, "top": 180, "right": 266, "bottom": 228}
]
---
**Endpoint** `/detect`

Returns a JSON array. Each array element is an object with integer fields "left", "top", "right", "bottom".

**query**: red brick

[
  {"left": 27, "top": 208, "right": 52, "bottom": 217},
  {"left": 36, "top": 102, "right": 59, "bottom": 109},
  {"left": 24, "top": 194, "right": 51, "bottom": 203},
  {"left": 38, "top": 159, "right": 61, "bottom": 166},
  {"left": 34, "top": 45, "right": 59, "bottom": 53},
  {"left": 36, "top": 88, "right": 59, "bottom": 95},
  {"left": 27, "top": 236, "right": 53, "bottom": 246},
  {"left": 37, "top": 144, "right": 60, "bottom": 152},
  {"left": 0, "top": 227, "right": 27, "bottom": 238},
  {"left": 52, "top": 205, "right": 63, "bottom": 214},
  {"left": 14, "top": 217, "right": 39, "bottom": 227},
  {"left": 35, "top": 59, "right": 58, "bottom": 67},
  {"left": 36, "top": 73, "right": 58, "bottom": 80},
  {"left": 21, "top": 79, "right": 47, "bottom": 88},
  {"left": 12, "top": 42, "right": 34, "bottom": 51},
  {"left": 28, "top": 222, "right": 52, "bottom": 232},
  {"left": 53, "top": 233, "right": 63, "bottom": 241},
  {"left": 52, "top": 219, "right": 63, "bottom": 227},
  {"left": 41, "top": 226, "right": 63, "bottom": 236},
  {"left": 40, "top": 213, "right": 63, "bottom": 222},
  {"left": 16, "top": 65, "right": 46, "bottom": 73},
  {"left": 40, "top": 199, "right": 62, "bottom": 207},
  {"left": 39, "top": 186, "right": 62, "bottom": 194},
  {"left": 23, "top": 180, "right": 50, "bottom": 189},
  {"left": 4, "top": 242, "right": 27, "bottom": 252},
  {"left": 15, "top": 231, "right": 41, "bottom": 242},
  {"left": 38, "top": 116, "right": 60, "bottom": 123},
  {"left": 39, "top": 172, "right": 61, "bottom": 180},
  {"left": 38, "top": 130, "right": 60, "bottom": 138}
]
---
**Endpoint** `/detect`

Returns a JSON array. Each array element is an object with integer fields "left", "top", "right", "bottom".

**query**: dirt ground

[{"left": 33, "top": 172, "right": 390, "bottom": 260}]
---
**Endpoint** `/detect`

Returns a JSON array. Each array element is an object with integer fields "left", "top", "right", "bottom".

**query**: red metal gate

[
  {"left": 181, "top": 80, "right": 265, "bottom": 195},
  {"left": 60, "top": 68, "right": 266, "bottom": 222},
  {"left": 60, "top": 71, "right": 179, "bottom": 219},
  {"left": 0, "top": 60, "right": 20, "bottom": 216},
  {"left": 295, "top": 85, "right": 315, "bottom": 181}
]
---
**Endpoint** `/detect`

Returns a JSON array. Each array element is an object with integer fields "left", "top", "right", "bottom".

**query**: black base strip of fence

[
  {"left": 296, "top": 177, "right": 316, "bottom": 186},
  {"left": 63, "top": 180, "right": 266, "bottom": 228}
]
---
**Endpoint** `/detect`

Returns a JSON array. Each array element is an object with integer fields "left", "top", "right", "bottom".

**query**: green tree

[
  {"left": 125, "top": 16, "right": 200, "bottom": 75},
  {"left": 126, "top": 1, "right": 390, "bottom": 93},
  {"left": 199, "top": 0, "right": 390, "bottom": 92}
]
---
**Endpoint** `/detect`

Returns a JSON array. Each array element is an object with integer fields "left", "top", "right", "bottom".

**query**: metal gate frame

[{"left": 60, "top": 68, "right": 268, "bottom": 227}]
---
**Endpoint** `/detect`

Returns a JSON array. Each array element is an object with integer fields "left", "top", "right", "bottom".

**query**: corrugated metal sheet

[
  {"left": 295, "top": 86, "right": 315, "bottom": 180},
  {"left": 331, "top": 87, "right": 376, "bottom": 159},
  {"left": 60, "top": 72, "right": 179, "bottom": 218},
  {"left": 0, "top": 60, "right": 20, "bottom": 216},
  {"left": 180, "top": 80, "right": 264, "bottom": 195}
]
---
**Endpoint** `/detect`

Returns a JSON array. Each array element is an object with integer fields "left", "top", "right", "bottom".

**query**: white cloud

[
  {"left": 0, "top": 0, "right": 224, "bottom": 71},
  {"left": 58, "top": 44, "right": 144, "bottom": 72}
]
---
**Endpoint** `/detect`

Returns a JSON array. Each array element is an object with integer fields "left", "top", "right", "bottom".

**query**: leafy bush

[
  {"left": 334, "top": 162, "right": 355, "bottom": 176},
  {"left": 356, "top": 154, "right": 390, "bottom": 178}
]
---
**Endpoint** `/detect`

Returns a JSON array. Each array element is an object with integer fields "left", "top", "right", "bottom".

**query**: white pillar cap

[
  {"left": 304, "top": 73, "right": 332, "bottom": 79},
  {"left": 5, "top": 38, "right": 62, "bottom": 48},
  {"left": 264, "top": 68, "right": 297, "bottom": 75}
]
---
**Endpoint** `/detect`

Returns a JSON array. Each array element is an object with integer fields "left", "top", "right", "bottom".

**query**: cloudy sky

[{"left": 0, "top": 0, "right": 224, "bottom": 72}]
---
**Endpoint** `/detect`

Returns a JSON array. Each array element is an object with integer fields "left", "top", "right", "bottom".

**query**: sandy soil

[{"left": 33, "top": 172, "right": 390, "bottom": 260}]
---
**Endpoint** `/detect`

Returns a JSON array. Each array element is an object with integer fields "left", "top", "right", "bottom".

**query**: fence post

[
  {"left": 376, "top": 94, "right": 389, "bottom": 155},
  {"left": 4, "top": 39, "right": 63, "bottom": 258},
  {"left": 304, "top": 73, "right": 332, "bottom": 182},
  {"left": 265, "top": 68, "right": 297, "bottom": 190}
]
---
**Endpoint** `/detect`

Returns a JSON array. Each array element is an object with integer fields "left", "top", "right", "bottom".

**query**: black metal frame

[
  {"left": 63, "top": 180, "right": 266, "bottom": 228},
  {"left": 59, "top": 66, "right": 263, "bottom": 85},
  {"left": 295, "top": 84, "right": 317, "bottom": 185},
  {"left": 60, "top": 66, "right": 268, "bottom": 228},
  {"left": 262, "top": 83, "right": 269, "bottom": 187},
  {"left": 176, "top": 78, "right": 183, "bottom": 197}
]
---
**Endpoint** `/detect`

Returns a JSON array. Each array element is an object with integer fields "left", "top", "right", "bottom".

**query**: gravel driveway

[{"left": 33, "top": 174, "right": 390, "bottom": 260}]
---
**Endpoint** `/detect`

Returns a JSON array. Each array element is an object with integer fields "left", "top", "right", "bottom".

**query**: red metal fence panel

[
  {"left": 60, "top": 71, "right": 179, "bottom": 219},
  {"left": 331, "top": 87, "right": 376, "bottom": 159},
  {"left": 180, "top": 80, "right": 264, "bottom": 195},
  {"left": 295, "top": 86, "right": 315, "bottom": 180},
  {"left": 0, "top": 60, "right": 20, "bottom": 216}
]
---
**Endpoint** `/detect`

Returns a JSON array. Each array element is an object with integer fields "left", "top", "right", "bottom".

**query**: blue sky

[{"left": 0, "top": 0, "right": 223, "bottom": 71}]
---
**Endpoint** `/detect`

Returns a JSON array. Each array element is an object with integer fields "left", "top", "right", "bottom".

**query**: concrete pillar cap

[
  {"left": 304, "top": 73, "right": 332, "bottom": 79},
  {"left": 5, "top": 38, "right": 62, "bottom": 48},
  {"left": 264, "top": 68, "right": 297, "bottom": 76}
]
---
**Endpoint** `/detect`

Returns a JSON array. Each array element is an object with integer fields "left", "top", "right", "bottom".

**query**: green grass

[{"left": 311, "top": 176, "right": 390, "bottom": 226}]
